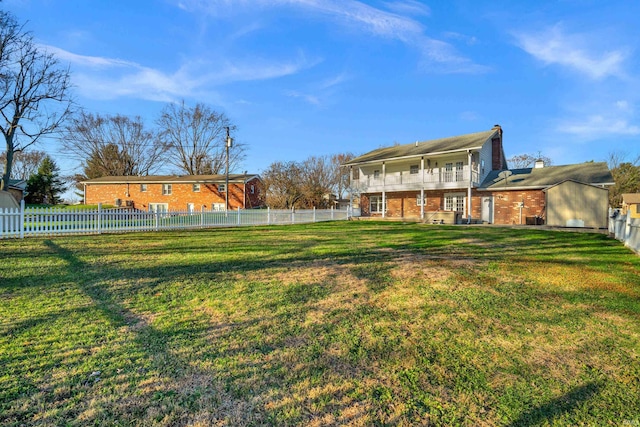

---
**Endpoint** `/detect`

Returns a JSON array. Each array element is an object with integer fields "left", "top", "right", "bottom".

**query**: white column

[
  {"left": 467, "top": 150, "right": 473, "bottom": 223},
  {"left": 382, "top": 191, "right": 386, "bottom": 219}
]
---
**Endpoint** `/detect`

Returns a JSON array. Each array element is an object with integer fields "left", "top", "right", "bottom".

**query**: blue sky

[{"left": 5, "top": 0, "right": 640, "bottom": 181}]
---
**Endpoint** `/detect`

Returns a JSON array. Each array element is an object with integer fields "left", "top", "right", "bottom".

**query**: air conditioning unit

[
  {"left": 125, "top": 200, "right": 133, "bottom": 207},
  {"left": 115, "top": 198, "right": 122, "bottom": 207}
]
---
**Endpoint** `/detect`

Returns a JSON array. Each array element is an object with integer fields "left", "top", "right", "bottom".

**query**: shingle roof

[
  {"left": 344, "top": 128, "right": 500, "bottom": 165},
  {"left": 81, "top": 174, "right": 259, "bottom": 185},
  {"left": 480, "top": 162, "right": 614, "bottom": 190},
  {"left": 622, "top": 193, "right": 640, "bottom": 204}
]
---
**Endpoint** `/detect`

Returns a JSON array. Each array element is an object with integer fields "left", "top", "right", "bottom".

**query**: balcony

[{"left": 353, "top": 166, "right": 480, "bottom": 192}]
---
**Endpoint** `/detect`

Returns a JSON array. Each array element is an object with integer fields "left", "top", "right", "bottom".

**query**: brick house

[
  {"left": 82, "top": 174, "right": 263, "bottom": 212},
  {"left": 345, "top": 125, "right": 615, "bottom": 225}
]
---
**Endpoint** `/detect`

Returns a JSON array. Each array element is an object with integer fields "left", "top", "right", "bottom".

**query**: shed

[
  {"left": 0, "top": 190, "right": 19, "bottom": 209},
  {"left": 544, "top": 180, "right": 608, "bottom": 228}
]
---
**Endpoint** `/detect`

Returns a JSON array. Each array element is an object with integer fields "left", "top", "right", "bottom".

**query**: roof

[
  {"left": 344, "top": 127, "right": 500, "bottom": 165},
  {"left": 480, "top": 162, "right": 614, "bottom": 190},
  {"left": 622, "top": 193, "right": 640, "bottom": 204},
  {"left": 81, "top": 174, "right": 260, "bottom": 185},
  {"left": 7, "top": 179, "right": 27, "bottom": 190}
]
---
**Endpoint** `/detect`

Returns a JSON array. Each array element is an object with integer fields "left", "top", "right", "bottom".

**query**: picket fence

[
  {"left": 0, "top": 201, "right": 351, "bottom": 239},
  {"left": 609, "top": 210, "right": 640, "bottom": 254}
]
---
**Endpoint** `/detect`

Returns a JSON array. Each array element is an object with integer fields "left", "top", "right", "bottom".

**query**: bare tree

[
  {"left": 262, "top": 161, "right": 304, "bottom": 209},
  {"left": 300, "top": 156, "right": 334, "bottom": 208},
  {"left": 507, "top": 151, "right": 552, "bottom": 169},
  {"left": 63, "top": 112, "right": 165, "bottom": 178},
  {"left": 0, "top": 149, "right": 46, "bottom": 180},
  {"left": 0, "top": 11, "right": 73, "bottom": 190},
  {"left": 330, "top": 152, "right": 355, "bottom": 199},
  {"left": 157, "top": 101, "right": 245, "bottom": 175}
]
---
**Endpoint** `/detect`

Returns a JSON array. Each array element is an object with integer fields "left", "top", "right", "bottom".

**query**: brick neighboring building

[
  {"left": 82, "top": 174, "right": 263, "bottom": 212},
  {"left": 345, "top": 126, "right": 615, "bottom": 226}
]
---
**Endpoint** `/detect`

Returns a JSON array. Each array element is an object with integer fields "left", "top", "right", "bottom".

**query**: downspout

[{"left": 467, "top": 150, "right": 472, "bottom": 224}]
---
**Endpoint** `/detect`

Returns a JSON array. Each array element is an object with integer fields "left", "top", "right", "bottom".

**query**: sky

[{"left": 4, "top": 0, "right": 640, "bottom": 187}]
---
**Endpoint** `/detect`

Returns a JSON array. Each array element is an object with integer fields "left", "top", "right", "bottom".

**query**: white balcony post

[
  {"left": 382, "top": 191, "right": 386, "bottom": 218},
  {"left": 467, "top": 150, "right": 472, "bottom": 224},
  {"left": 382, "top": 162, "right": 386, "bottom": 188},
  {"left": 420, "top": 188, "right": 425, "bottom": 220}
]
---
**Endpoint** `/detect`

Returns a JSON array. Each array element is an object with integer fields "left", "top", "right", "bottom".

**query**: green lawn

[{"left": 1, "top": 222, "right": 639, "bottom": 426}]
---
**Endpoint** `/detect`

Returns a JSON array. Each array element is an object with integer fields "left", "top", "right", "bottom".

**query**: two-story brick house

[
  {"left": 345, "top": 125, "right": 507, "bottom": 223},
  {"left": 82, "top": 174, "right": 263, "bottom": 212},
  {"left": 345, "top": 125, "right": 615, "bottom": 225}
]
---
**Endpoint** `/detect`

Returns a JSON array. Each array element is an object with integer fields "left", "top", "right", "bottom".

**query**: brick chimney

[{"left": 491, "top": 124, "right": 504, "bottom": 171}]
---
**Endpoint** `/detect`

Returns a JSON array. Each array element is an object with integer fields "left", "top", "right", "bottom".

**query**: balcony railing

[{"left": 354, "top": 166, "right": 480, "bottom": 191}]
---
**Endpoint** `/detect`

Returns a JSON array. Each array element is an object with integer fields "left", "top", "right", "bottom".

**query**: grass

[{"left": 1, "top": 221, "right": 639, "bottom": 426}]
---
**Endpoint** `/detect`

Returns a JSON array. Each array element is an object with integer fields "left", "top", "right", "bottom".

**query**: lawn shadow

[{"left": 508, "top": 382, "right": 602, "bottom": 427}]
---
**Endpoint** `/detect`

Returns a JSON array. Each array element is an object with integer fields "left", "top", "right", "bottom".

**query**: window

[
  {"left": 416, "top": 194, "right": 425, "bottom": 206},
  {"left": 218, "top": 184, "right": 226, "bottom": 192},
  {"left": 149, "top": 203, "right": 168, "bottom": 213},
  {"left": 370, "top": 195, "right": 385, "bottom": 213},
  {"left": 444, "top": 163, "right": 453, "bottom": 182},
  {"left": 373, "top": 170, "right": 381, "bottom": 179},
  {"left": 140, "top": 184, "right": 147, "bottom": 192},
  {"left": 481, "top": 159, "right": 485, "bottom": 175},
  {"left": 410, "top": 165, "right": 419, "bottom": 175},
  {"left": 212, "top": 203, "right": 225, "bottom": 211},
  {"left": 192, "top": 183, "right": 200, "bottom": 192},
  {"left": 162, "top": 184, "right": 172, "bottom": 195},
  {"left": 444, "top": 193, "right": 465, "bottom": 214},
  {"left": 250, "top": 185, "right": 255, "bottom": 194},
  {"left": 187, "top": 203, "right": 195, "bottom": 213},
  {"left": 352, "top": 168, "right": 360, "bottom": 180},
  {"left": 455, "top": 161, "right": 464, "bottom": 181}
]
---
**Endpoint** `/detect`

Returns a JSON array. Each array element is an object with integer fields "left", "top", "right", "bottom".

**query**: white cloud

[
  {"left": 514, "top": 25, "right": 627, "bottom": 79},
  {"left": 382, "top": 1, "right": 430, "bottom": 17},
  {"left": 47, "top": 46, "right": 318, "bottom": 102},
  {"left": 558, "top": 115, "right": 640, "bottom": 138},
  {"left": 175, "top": 0, "right": 486, "bottom": 73}
]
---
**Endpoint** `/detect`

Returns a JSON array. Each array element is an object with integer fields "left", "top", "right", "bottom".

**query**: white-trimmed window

[
  {"left": 149, "top": 203, "right": 168, "bottom": 213},
  {"left": 192, "top": 183, "right": 200, "bottom": 192},
  {"left": 140, "top": 184, "right": 147, "bottom": 192},
  {"left": 218, "top": 183, "right": 226, "bottom": 192},
  {"left": 250, "top": 184, "right": 255, "bottom": 194},
  {"left": 444, "top": 163, "right": 453, "bottom": 182},
  {"left": 444, "top": 193, "right": 465, "bottom": 214},
  {"left": 410, "top": 165, "right": 419, "bottom": 175},
  {"left": 455, "top": 161, "right": 464, "bottom": 181},
  {"left": 416, "top": 194, "right": 425, "bottom": 206},
  {"left": 162, "top": 184, "right": 172, "bottom": 195},
  {"left": 373, "top": 170, "right": 381, "bottom": 179},
  {"left": 212, "top": 203, "right": 225, "bottom": 211},
  {"left": 370, "top": 195, "right": 385, "bottom": 213}
]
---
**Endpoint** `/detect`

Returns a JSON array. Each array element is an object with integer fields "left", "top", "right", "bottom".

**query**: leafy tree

[
  {"left": 157, "top": 101, "right": 245, "bottom": 175},
  {"left": 0, "top": 149, "right": 46, "bottom": 181},
  {"left": 0, "top": 11, "right": 73, "bottom": 191},
  {"left": 63, "top": 112, "right": 165, "bottom": 178},
  {"left": 25, "top": 156, "right": 65, "bottom": 204},
  {"left": 507, "top": 152, "right": 552, "bottom": 169},
  {"left": 607, "top": 151, "right": 640, "bottom": 207}
]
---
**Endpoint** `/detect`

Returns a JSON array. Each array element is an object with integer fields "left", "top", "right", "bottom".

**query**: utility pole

[{"left": 225, "top": 127, "right": 232, "bottom": 211}]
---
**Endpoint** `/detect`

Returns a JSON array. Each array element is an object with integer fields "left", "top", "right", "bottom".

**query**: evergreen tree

[{"left": 25, "top": 156, "right": 66, "bottom": 205}]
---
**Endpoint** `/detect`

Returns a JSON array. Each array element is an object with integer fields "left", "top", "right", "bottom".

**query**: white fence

[
  {"left": 0, "top": 201, "right": 351, "bottom": 239},
  {"left": 609, "top": 210, "right": 640, "bottom": 254}
]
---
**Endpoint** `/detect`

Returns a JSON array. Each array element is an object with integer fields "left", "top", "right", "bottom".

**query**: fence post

[
  {"left": 313, "top": 207, "right": 316, "bottom": 223},
  {"left": 155, "top": 210, "right": 160, "bottom": 231},
  {"left": 331, "top": 206, "right": 334, "bottom": 220},
  {"left": 20, "top": 199, "right": 25, "bottom": 239},
  {"left": 237, "top": 207, "right": 241, "bottom": 226},
  {"left": 292, "top": 208, "right": 295, "bottom": 224},
  {"left": 267, "top": 207, "right": 270, "bottom": 225},
  {"left": 97, "top": 203, "right": 102, "bottom": 234}
]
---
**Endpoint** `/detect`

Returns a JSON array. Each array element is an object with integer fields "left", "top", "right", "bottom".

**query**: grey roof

[
  {"left": 480, "top": 162, "right": 614, "bottom": 190},
  {"left": 82, "top": 174, "right": 259, "bottom": 185},
  {"left": 345, "top": 128, "right": 500, "bottom": 165}
]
